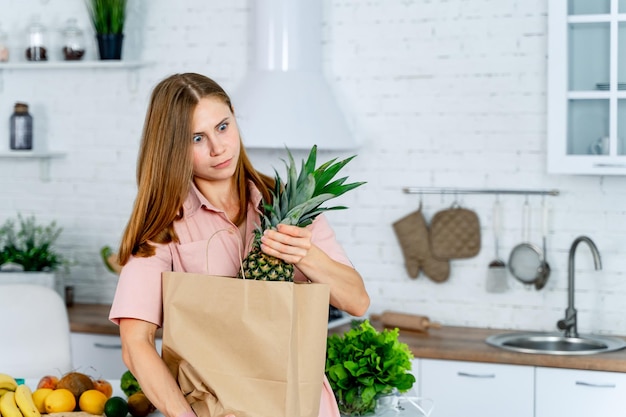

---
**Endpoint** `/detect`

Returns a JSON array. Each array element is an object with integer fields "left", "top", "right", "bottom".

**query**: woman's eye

[
  {"left": 218, "top": 122, "right": 228, "bottom": 132},
  {"left": 192, "top": 134, "right": 203, "bottom": 143}
]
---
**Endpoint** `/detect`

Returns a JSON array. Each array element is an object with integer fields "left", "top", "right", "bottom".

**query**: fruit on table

[
  {"left": 56, "top": 372, "right": 94, "bottom": 402},
  {"left": 44, "top": 388, "right": 76, "bottom": 413},
  {"left": 78, "top": 389, "right": 108, "bottom": 415},
  {"left": 104, "top": 396, "right": 129, "bottom": 417},
  {"left": 36, "top": 375, "right": 59, "bottom": 390},
  {"left": 1, "top": 391, "right": 22, "bottom": 417},
  {"left": 127, "top": 392, "right": 155, "bottom": 417},
  {"left": 93, "top": 379, "right": 113, "bottom": 399},
  {"left": 31, "top": 388, "right": 53, "bottom": 413},
  {"left": 0, "top": 373, "right": 18, "bottom": 391},
  {"left": 14, "top": 385, "right": 41, "bottom": 417}
]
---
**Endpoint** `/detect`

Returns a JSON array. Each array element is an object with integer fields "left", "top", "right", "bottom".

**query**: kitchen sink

[{"left": 486, "top": 332, "right": 626, "bottom": 355}]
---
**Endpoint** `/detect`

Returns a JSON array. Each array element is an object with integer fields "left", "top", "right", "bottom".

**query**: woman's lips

[{"left": 213, "top": 158, "right": 232, "bottom": 169}]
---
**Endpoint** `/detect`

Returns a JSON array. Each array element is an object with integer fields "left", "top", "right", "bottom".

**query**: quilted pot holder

[{"left": 430, "top": 207, "right": 481, "bottom": 260}]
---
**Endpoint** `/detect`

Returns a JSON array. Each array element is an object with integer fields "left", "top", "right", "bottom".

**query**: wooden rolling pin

[{"left": 370, "top": 311, "right": 442, "bottom": 333}]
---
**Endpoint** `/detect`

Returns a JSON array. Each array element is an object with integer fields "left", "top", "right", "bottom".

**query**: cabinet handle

[
  {"left": 457, "top": 372, "right": 496, "bottom": 379},
  {"left": 593, "top": 163, "right": 626, "bottom": 169},
  {"left": 575, "top": 381, "right": 616, "bottom": 388},
  {"left": 93, "top": 342, "right": 122, "bottom": 350}
]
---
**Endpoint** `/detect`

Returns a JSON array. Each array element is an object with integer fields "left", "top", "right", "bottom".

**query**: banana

[
  {"left": 0, "top": 387, "right": 11, "bottom": 397},
  {"left": 0, "top": 391, "right": 23, "bottom": 417},
  {"left": 0, "top": 374, "right": 18, "bottom": 391},
  {"left": 14, "top": 385, "right": 40, "bottom": 417}
]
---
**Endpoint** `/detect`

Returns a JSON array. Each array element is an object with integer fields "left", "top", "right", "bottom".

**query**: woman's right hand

[{"left": 119, "top": 318, "right": 194, "bottom": 417}]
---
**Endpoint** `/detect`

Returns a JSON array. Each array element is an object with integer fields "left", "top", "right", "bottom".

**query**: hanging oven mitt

[
  {"left": 430, "top": 206, "right": 481, "bottom": 260},
  {"left": 393, "top": 209, "right": 450, "bottom": 282}
]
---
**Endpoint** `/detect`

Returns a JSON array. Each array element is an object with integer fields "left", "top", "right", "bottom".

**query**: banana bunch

[
  {"left": 0, "top": 374, "right": 41, "bottom": 417},
  {"left": 0, "top": 373, "right": 18, "bottom": 397}
]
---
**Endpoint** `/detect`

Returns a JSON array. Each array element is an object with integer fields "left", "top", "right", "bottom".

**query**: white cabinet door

[
  {"left": 70, "top": 333, "right": 162, "bottom": 379},
  {"left": 547, "top": 0, "right": 626, "bottom": 175},
  {"left": 536, "top": 367, "right": 626, "bottom": 417},
  {"left": 420, "top": 359, "right": 534, "bottom": 417}
]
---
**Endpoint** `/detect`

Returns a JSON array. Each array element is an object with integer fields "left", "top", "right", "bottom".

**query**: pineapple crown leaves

[{"left": 257, "top": 145, "right": 365, "bottom": 234}]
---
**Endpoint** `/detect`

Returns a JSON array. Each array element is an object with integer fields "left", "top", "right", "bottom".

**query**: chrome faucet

[{"left": 557, "top": 236, "right": 602, "bottom": 338}]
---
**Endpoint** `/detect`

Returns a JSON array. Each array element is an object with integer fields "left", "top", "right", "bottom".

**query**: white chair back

[{"left": 0, "top": 284, "right": 72, "bottom": 378}]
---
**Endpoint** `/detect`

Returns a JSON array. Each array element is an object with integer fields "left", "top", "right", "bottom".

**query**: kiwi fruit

[{"left": 127, "top": 392, "right": 155, "bottom": 417}]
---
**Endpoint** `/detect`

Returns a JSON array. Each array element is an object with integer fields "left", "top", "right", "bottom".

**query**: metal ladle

[{"left": 534, "top": 199, "right": 551, "bottom": 290}]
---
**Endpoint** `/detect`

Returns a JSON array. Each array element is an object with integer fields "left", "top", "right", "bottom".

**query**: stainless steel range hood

[{"left": 232, "top": 0, "right": 357, "bottom": 150}]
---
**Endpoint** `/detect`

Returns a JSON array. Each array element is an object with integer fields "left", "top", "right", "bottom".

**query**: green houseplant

[
  {"left": 85, "top": 0, "right": 128, "bottom": 59},
  {"left": 0, "top": 214, "right": 66, "bottom": 272},
  {"left": 326, "top": 320, "right": 416, "bottom": 416}
]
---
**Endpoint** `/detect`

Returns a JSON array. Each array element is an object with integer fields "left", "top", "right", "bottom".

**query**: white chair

[{"left": 0, "top": 284, "right": 73, "bottom": 378}]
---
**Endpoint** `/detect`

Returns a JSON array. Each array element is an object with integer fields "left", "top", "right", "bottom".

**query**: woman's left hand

[
  {"left": 262, "top": 223, "right": 370, "bottom": 316},
  {"left": 260, "top": 223, "right": 312, "bottom": 265}
]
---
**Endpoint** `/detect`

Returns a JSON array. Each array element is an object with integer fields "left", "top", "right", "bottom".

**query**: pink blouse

[{"left": 110, "top": 182, "right": 347, "bottom": 417}]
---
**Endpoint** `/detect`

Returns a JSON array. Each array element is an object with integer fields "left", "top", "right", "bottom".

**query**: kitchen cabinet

[
  {"left": 70, "top": 332, "right": 162, "bottom": 379},
  {"left": 547, "top": 0, "right": 626, "bottom": 174},
  {"left": 419, "top": 359, "right": 534, "bottom": 417},
  {"left": 535, "top": 367, "right": 626, "bottom": 417}
]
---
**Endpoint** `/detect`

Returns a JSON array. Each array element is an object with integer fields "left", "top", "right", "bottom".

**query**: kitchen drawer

[
  {"left": 70, "top": 332, "right": 162, "bottom": 379},
  {"left": 536, "top": 367, "right": 626, "bottom": 417},
  {"left": 420, "top": 359, "right": 533, "bottom": 417}
]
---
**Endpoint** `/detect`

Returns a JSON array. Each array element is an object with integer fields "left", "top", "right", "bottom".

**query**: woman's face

[{"left": 191, "top": 97, "right": 241, "bottom": 183}]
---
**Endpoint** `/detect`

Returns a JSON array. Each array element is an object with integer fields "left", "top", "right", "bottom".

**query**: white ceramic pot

[{"left": 0, "top": 271, "right": 56, "bottom": 289}]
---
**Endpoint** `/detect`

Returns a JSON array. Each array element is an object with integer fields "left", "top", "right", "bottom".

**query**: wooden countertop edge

[
  {"left": 340, "top": 324, "right": 626, "bottom": 373},
  {"left": 68, "top": 304, "right": 626, "bottom": 373}
]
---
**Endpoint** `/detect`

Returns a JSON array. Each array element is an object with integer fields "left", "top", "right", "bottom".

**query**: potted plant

[
  {"left": 0, "top": 214, "right": 68, "bottom": 289},
  {"left": 326, "top": 320, "right": 417, "bottom": 416},
  {"left": 85, "top": 0, "right": 128, "bottom": 60}
]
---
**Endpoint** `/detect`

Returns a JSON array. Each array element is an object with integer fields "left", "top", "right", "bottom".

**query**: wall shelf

[
  {"left": 0, "top": 151, "right": 66, "bottom": 182},
  {"left": 0, "top": 60, "right": 152, "bottom": 93},
  {"left": 0, "top": 60, "right": 150, "bottom": 70}
]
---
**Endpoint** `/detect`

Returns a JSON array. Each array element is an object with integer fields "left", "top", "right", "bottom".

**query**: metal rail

[{"left": 402, "top": 187, "right": 560, "bottom": 196}]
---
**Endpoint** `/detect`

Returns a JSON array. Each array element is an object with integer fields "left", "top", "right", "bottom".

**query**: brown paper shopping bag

[{"left": 161, "top": 272, "right": 331, "bottom": 417}]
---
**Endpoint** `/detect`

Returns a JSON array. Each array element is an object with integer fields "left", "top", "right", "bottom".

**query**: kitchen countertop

[
  {"left": 68, "top": 304, "right": 626, "bottom": 373},
  {"left": 68, "top": 303, "right": 119, "bottom": 335},
  {"left": 67, "top": 303, "right": 164, "bottom": 338}
]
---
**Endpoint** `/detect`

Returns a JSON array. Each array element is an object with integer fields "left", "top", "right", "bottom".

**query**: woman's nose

[{"left": 208, "top": 136, "right": 225, "bottom": 156}]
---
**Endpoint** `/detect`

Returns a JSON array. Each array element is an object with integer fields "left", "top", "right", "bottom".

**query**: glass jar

[
  {"left": 0, "top": 25, "right": 8, "bottom": 62},
  {"left": 25, "top": 17, "right": 47, "bottom": 61},
  {"left": 62, "top": 18, "right": 85, "bottom": 61},
  {"left": 10, "top": 102, "right": 33, "bottom": 150}
]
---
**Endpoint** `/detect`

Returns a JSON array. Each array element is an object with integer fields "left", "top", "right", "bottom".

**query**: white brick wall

[{"left": 1, "top": 0, "right": 625, "bottom": 336}]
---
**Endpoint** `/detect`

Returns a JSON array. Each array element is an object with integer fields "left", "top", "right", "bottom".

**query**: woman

[{"left": 109, "top": 73, "right": 370, "bottom": 417}]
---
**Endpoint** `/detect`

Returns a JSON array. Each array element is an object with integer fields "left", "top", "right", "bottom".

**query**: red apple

[{"left": 36, "top": 375, "right": 59, "bottom": 390}]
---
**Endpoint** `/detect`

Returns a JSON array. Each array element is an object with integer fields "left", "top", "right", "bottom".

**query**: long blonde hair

[{"left": 118, "top": 73, "right": 273, "bottom": 264}]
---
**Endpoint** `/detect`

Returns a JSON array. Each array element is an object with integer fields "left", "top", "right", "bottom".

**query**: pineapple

[{"left": 238, "top": 145, "right": 365, "bottom": 281}]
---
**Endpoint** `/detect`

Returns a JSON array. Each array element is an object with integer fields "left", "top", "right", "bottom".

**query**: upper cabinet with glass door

[{"left": 548, "top": 0, "right": 626, "bottom": 174}]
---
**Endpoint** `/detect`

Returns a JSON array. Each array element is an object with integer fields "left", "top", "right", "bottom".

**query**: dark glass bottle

[{"left": 10, "top": 102, "right": 33, "bottom": 150}]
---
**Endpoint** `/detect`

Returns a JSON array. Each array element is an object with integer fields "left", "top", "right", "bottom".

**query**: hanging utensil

[
  {"left": 486, "top": 198, "right": 508, "bottom": 293},
  {"left": 535, "top": 198, "right": 551, "bottom": 290},
  {"left": 508, "top": 197, "right": 544, "bottom": 287}
]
